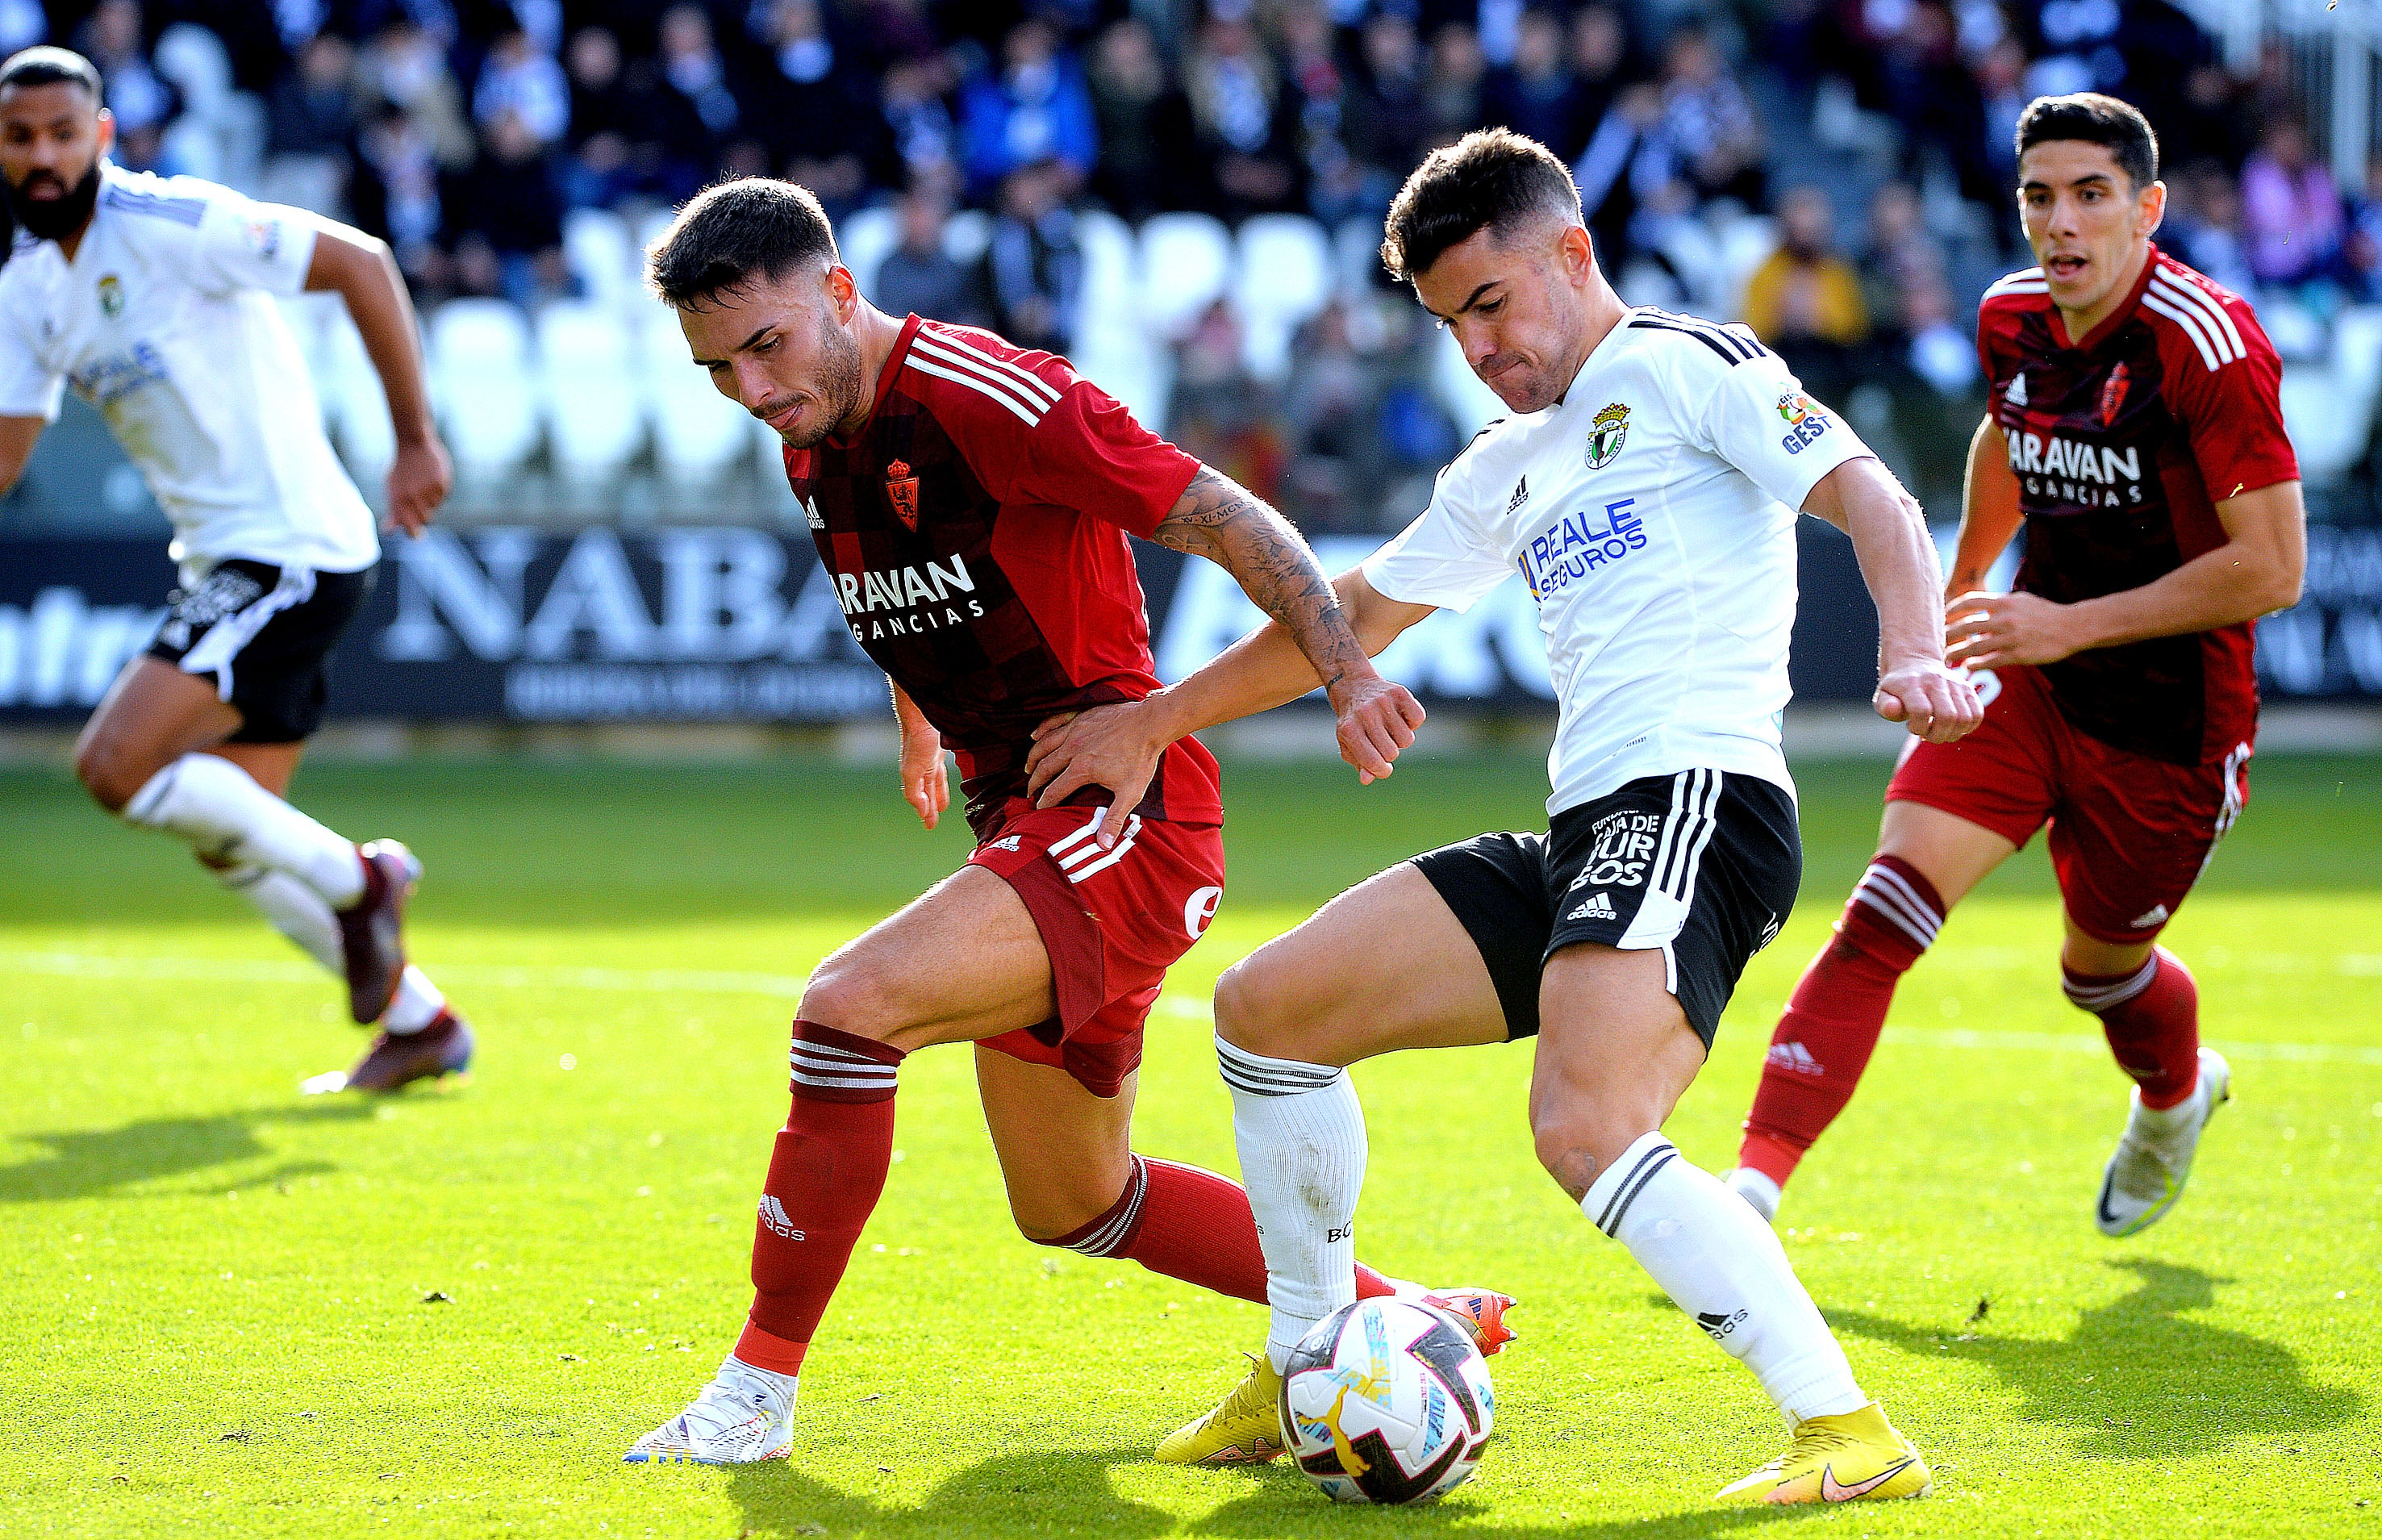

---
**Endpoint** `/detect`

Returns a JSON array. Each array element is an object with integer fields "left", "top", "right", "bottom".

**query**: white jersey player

[
  {"left": 0, "top": 47, "right": 466, "bottom": 1091},
  {"left": 1024, "top": 130, "right": 1981, "bottom": 1499}
]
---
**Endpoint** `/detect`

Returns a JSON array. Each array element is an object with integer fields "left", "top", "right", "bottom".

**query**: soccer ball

[{"left": 1279, "top": 1297, "right": 1496, "bottom": 1504}]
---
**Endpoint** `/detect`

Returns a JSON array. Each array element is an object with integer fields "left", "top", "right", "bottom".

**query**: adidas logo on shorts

[{"left": 1567, "top": 891, "right": 1617, "bottom": 920}]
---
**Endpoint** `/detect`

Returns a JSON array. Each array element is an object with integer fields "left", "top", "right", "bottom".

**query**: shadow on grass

[
  {"left": 725, "top": 1445, "right": 1821, "bottom": 1539},
  {"left": 0, "top": 1098, "right": 376, "bottom": 1202},
  {"left": 1832, "top": 1258, "right": 2362, "bottom": 1458}
]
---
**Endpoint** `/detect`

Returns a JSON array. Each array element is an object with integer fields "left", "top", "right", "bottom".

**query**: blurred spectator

[
  {"left": 1169, "top": 297, "right": 1283, "bottom": 504},
  {"left": 1347, "top": 9, "right": 1429, "bottom": 200},
  {"left": 960, "top": 19, "right": 1097, "bottom": 202},
  {"left": 1742, "top": 186, "right": 1867, "bottom": 402},
  {"left": 1659, "top": 24, "right": 1761, "bottom": 207},
  {"left": 2242, "top": 119, "right": 2347, "bottom": 293},
  {"left": 445, "top": 110, "right": 568, "bottom": 310},
  {"left": 1875, "top": 268, "right": 1982, "bottom": 517},
  {"left": 2163, "top": 164, "right": 2259, "bottom": 301},
  {"left": 561, "top": 26, "right": 645, "bottom": 209},
  {"left": 2350, "top": 152, "right": 2382, "bottom": 305},
  {"left": 978, "top": 161, "right": 1084, "bottom": 355},
  {"left": 353, "top": 102, "right": 448, "bottom": 286},
  {"left": 1423, "top": 23, "right": 1486, "bottom": 148},
  {"left": 1857, "top": 182, "right": 1943, "bottom": 327},
  {"left": 650, "top": 3, "right": 746, "bottom": 178},
  {"left": 748, "top": 0, "right": 879, "bottom": 217},
  {"left": 473, "top": 27, "right": 569, "bottom": 148},
  {"left": 1573, "top": 81, "right": 1672, "bottom": 266},
  {"left": 1282, "top": 298, "right": 1388, "bottom": 532},
  {"left": 0, "top": 0, "right": 42, "bottom": 54},
  {"left": 878, "top": 55, "right": 964, "bottom": 201},
  {"left": 1483, "top": 9, "right": 1576, "bottom": 161},
  {"left": 1088, "top": 16, "right": 1197, "bottom": 222},
  {"left": 1279, "top": 1, "right": 1370, "bottom": 224},
  {"left": 875, "top": 187, "right": 991, "bottom": 326},
  {"left": 1186, "top": 7, "right": 1300, "bottom": 219},
  {"left": 2163, "top": 63, "right": 2251, "bottom": 172},
  {"left": 1560, "top": 5, "right": 1629, "bottom": 164},
  {"left": 81, "top": 1, "right": 177, "bottom": 146},
  {"left": 262, "top": 31, "right": 355, "bottom": 216},
  {"left": 357, "top": 17, "right": 473, "bottom": 169}
]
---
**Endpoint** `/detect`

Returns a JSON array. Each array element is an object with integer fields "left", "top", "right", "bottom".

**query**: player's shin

[
  {"left": 2065, "top": 947, "right": 2199, "bottom": 1108},
  {"left": 1586, "top": 1133, "right": 1867, "bottom": 1423},
  {"left": 1737, "top": 858, "right": 1942, "bottom": 1196},
  {"left": 736, "top": 1020, "right": 904, "bottom": 1379},
  {"left": 125, "top": 753, "right": 365, "bottom": 906},
  {"left": 1216, "top": 1036, "right": 1369, "bottom": 1371}
]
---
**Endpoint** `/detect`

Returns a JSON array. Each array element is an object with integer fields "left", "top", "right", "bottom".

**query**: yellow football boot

[
  {"left": 1155, "top": 1354, "right": 1284, "bottom": 1465},
  {"left": 1715, "top": 1401, "right": 1933, "bottom": 1505}
]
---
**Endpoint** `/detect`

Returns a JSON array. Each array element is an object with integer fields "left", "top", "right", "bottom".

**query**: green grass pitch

[{"left": 2, "top": 746, "right": 2377, "bottom": 1538}]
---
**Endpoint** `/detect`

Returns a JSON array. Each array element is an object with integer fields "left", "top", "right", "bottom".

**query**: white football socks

[
  {"left": 125, "top": 753, "right": 365, "bottom": 907},
  {"left": 1583, "top": 1132, "right": 1867, "bottom": 1425},
  {"left": 1217, "top": 1036, "right": 1370, "bottom": 1372},
  {"left": 215, "top": 862, "right": 448, "bottom": 1031}
]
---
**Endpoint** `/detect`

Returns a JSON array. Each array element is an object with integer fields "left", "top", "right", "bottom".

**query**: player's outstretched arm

[
  {"left": 890, "top": 681, "right": 949, "bottom": 831},
  {"left": 305, "top": 223, "right": 450, "bottom": 536},
  {"left": 0, "top": 415, "right": 41, "bottom": 498},
  {"left": 1949, "top": 416, "right": 2025, "bottom": 598},
  {"left": 1947, "top": 480, "right": 2305, "bottom": 670},
  {"left": 1149, "top": 466, "right": 1428, "bottom": 778},
  {"left": 1803, "top": 454, "right": 1983, "bottom": 745}
]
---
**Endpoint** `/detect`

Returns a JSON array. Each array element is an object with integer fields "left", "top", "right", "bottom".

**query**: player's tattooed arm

[{"left": 1153, "top": 466, "right": 1425, "bottom": 776}]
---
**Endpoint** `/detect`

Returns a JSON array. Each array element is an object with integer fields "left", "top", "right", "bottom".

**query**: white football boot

[
  {"left": 624, "top": 1358, "right": 798, "bottom": 1464},
  {"left": 1722, "top": 1168, "right": 1782, "bottom": 1223},
  {"left": 2096, "top": 1047, "right": 2231, "bottom": 1238}
]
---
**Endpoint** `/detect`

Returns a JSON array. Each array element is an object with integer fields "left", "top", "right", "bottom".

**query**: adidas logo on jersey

[
  {"left": 1507, "top": 475, "right": 1529, "bottom": 513},
  {"left": 803, "top": 495, "right": 826, "bottom": 530},
  {"left": 2006, "top": 371, "right": 2028, "bottom": 405},
  {"left": 1567, "top": 892, "right": 1618, "bottom": 920},
  {"left": 1766, "top": 1041, "right": 1823, "bottom": 1076},
  {"left": 757, "top": 1196, "right": 805, "bottom": 1241},
  {"left": 987, "top": 835, "right": 1022, "bottom": 853},
  {"left": 2130, "top": 904, "right": 2171, "bottom": 929}
]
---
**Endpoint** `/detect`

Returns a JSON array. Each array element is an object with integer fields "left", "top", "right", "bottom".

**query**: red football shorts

[
  {"left": 1888, "top": 665, "right": 2252, "bottom": 944},
  {"left": 966, "top": 798, "right": 1227, "bottom": 1098}
]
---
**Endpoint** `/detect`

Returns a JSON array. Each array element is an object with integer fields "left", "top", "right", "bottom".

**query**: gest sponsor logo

[
  {"left": 1519, "top": 498, "right": 1646, "bottom": 601},
  {"left": 1777, "top": 391, "right": 1833, "bottom": 455}
]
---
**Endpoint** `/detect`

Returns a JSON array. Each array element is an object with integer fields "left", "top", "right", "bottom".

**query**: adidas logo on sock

[
  {"left": 757, "top": 1196, "right": 806, "bottom": 1241},
  {"left": 1567, "top": 892, "right": 1617, "bottom": 920},
  {"left": 1766, "top": 1041, "right": 1823, "bottom": 1076},
  {"left": 1696, "top": 1308, "right": 1748, "bottom": 1341},
  {"left": 2129, "top": 904, "right": 2171, "bottom": 928}
]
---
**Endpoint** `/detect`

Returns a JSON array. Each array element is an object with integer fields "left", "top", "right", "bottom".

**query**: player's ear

[
  {"left": 1558, "top": 223, "right": 1595, "bottom": 286},
  {"left": 94, "top": 105, "right": 114, "bottom": 157},
  {"left": 2138, "top": 178, "right": 2167, "bottom": 239},
  {"left": 825, "top": 262, "right": 858, "bottom": 320}
]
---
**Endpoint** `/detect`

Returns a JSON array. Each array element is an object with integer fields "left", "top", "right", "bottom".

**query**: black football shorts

[
  {"left": 1409, "top": 768, "right": 1802, "bottom": 1047},
  {"left": 146, "top": 558, "right": 375, "bottom": 744}
]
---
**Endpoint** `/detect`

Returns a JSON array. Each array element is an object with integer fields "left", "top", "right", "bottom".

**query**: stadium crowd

[{"left": 3, "top": 0, "right": 2379, "bottom": 526}]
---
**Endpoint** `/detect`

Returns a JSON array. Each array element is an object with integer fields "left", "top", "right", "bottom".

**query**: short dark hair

[
  {"left": 1381, "top": 128, "right": 1583, "bottom": 282},
  {"left": 0, "top": 46, "right": 104, "bottom": 101},
  {"left": 646, "top": 177, "right": 840, "bottom": 309},
  {"left": 2016, "top": 92, "right": 2159, "bottom": 193}
]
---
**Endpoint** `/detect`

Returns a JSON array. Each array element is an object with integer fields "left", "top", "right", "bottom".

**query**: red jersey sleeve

[
  {"left": 2150, "top": 269, "right": 2300, "bottom": 502},
  {"left": 1011, "top": 378, "right": 1202, "bottom": 538}
]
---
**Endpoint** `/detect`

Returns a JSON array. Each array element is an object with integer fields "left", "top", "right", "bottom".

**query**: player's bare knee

[
  {"left": 795, "top": 955, "right": 904, "bottom": 1042},
  {"left": 1530, "top": 1100, "right": 1654, "bottom": 1203},
  {"left": 73, "top": 735, "right": 152, "bottom": 813},
  {"left": 1212, "top": 955, "right": 1298, "bottom": 1055}
]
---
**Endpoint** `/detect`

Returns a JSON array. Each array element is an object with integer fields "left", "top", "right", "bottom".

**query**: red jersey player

[
  {"left": 1725, "top": 94, "right": 2305, "bottom": 1237},
  {"left": 622, "top": 180, "right": 1509, "bottom": 1466}
]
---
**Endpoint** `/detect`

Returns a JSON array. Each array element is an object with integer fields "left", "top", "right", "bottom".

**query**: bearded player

[
  {"left": 625, "top": 179, "right": 1513, "bottom": 1466},
  {"left": 1028, "top": 130, "right": 1979, "bottom": 1502},
  {"left": 0, "top": 48, "right": 467, "bottom": 1090},
  {"left": 1725, "top": 94, "right": 2304, "bottom": 1236}
]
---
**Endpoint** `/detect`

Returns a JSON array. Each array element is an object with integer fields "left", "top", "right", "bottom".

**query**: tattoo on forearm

[{"left": 1154, "top": 468, "right": 1364, "bottom": 689}]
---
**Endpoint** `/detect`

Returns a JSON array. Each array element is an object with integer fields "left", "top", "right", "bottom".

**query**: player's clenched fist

[
  {"left": 1331, "top": 674, "right": 1427, "bottom": 784},
  {"left": 385, "top": 436, "right": 453, "bottom": 537},
  {"left": 1871, "top": 659, "right": 1983, "bottom": 745}
]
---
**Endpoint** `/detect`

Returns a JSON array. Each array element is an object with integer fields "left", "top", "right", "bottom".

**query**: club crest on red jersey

[
  {"left": 885, "top": 459, "right": 920, "bottom": 529},
  {"left": 2098, "top": 361, "right": 2129, "bottom": 428}
]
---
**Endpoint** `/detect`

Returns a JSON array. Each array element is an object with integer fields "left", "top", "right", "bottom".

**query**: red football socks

[
  {"left": 739, "top": 1020, "right": 904, "bottom": 1372},
  {"left": 1738, "top": 856, "right": 1946, "bottom": 1187},
  {"left": 2065, "top": 947, "right": 2200, "bottom": 1108},
  {"left": 1040, "top": 1154, "right": 1398, "bottom": 1305}
]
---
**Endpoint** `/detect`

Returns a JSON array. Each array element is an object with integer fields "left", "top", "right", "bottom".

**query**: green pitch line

[{"left": 1, "top": 751, "right": 2377, "bottom": 1538}]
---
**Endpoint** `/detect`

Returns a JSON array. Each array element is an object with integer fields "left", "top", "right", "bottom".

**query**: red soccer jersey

[
  {"left": 786, "top": 315, "right": 1220, "bottom": 834},
  {"left": 1977, "top": 244, "right": 2297, "bottom": 766}
]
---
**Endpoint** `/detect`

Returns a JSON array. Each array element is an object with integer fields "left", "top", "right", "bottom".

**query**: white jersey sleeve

[
  {"left": 1361, "top": 437, "right": 1512, "bottom": 613},
  {"left": 186, "top": 183, "right": 320, "bottom": 298},
  {"left": 0, "top": 303, "right": 65, "bottom": 421},
  {"left": 1688, "top": 345, "right": 1869, "bottom": 511}
]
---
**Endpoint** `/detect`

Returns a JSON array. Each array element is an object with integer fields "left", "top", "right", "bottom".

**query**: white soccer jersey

[
  {"left": 1364, "top": 308, "right": 1872, "bottom": 816},
  {"left": 0, "top": 164, "right": 378, "bottom": 574}
]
